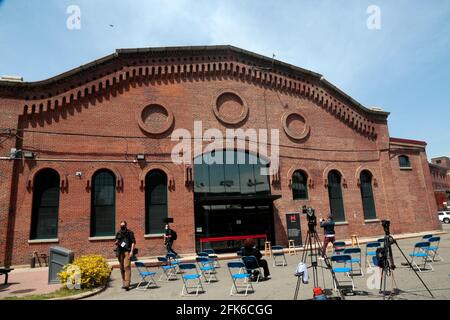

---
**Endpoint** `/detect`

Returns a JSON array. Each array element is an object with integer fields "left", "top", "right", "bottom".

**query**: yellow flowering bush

[{"left": 58, "top": 255, "right": 112, "bottom": 289}]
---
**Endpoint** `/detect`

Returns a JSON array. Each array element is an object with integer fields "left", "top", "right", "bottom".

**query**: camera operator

[{"left": 319, "top": 215, "right": 335, "bottom": 258}]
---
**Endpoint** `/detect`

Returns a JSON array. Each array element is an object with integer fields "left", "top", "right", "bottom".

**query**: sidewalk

[{"left": 0, "top": 267, "right": 61, "bottom": 299}]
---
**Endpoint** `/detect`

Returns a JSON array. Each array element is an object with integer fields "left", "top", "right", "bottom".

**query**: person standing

[
  {"left": 115, "top": 221, "right": 136, "bottom": 291},
  {"left": 164, "top": 224, "right": 178, "bottom": 257},
  {"left": 320, "top": 215, "right": 335, "bottom": 257}
]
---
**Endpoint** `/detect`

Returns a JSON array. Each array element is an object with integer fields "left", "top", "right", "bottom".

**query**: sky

[{"left": 0, "top": 0, "right": 449, "bottom": 159}]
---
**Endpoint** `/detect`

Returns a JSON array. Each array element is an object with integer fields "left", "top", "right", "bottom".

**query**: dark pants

[
  {"left": 322, "top": 236, "right": 335, "bottom": 257},
  {"left": 166, "top": 240, "right": 178, "bottom": 256},
  {"left": 258, "top": 259, "right": 270, "bottom": 277}
]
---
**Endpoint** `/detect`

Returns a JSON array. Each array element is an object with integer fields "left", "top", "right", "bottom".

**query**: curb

[{"left": 49, "top": 282, "right": 108, "bottom": 300}]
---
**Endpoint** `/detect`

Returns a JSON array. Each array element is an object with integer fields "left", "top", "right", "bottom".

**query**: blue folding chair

[
  {"left": 157, "top": 256, "right": 178, "bottom": 281},
  {"left": 330, "top": 255, "right": 355, "bottom": 291},
  {"left": 203, "top": 249, "right": 221, "bottom": 268},
  {"left": 426, "top": 237, "right": 443, "bottom": 262},
  {"left": 343, "top": 248, "right": 363, "bottom": 276},
  {"left": 422, "top": 234, "right": 433, "bottom": 240},
  {"left": 227, "top": 262, "right": 254, "bottom": 296},
  {"left": 179, "top": 263, "right": 204, "bottom": 296},
  {"left": 365, "top": 242, "right": 380, "bottom": 268},
  {"left": 196, "top": 257, "right": 218, "bottom": 284},
  {"left": 166, "top": 253, "right": 183, "bottom": 274},
  {"left": 134, "top": 261, "right": 158, "bottom": 290},
  {"left": 409, "top": 242, "right": 433, "bottom": 272},
  {"left": 272, "top": 245, "right": 287, "bottom": 267},
  {"left": 377, "top": 238, "right": 385, "bottom": 247},
  {"left": 241, "top": 256, "right": 263, "bottom": 283},
  {"left": 333, "top": 241, "right": 346, "bottom": 255}
]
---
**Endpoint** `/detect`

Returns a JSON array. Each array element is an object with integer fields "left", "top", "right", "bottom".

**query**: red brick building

[
  {"left": 429, "top": 156, "right": 450, "bottom": 210},
  {"left": 0, "top": 46, "right": 441, "bottom": 266}
]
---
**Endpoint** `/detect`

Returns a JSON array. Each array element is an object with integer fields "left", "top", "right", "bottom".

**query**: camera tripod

[
  {"left": 293, "top": 221, "right": 342, "bottom": 300},
  {"left": 378, "top": 232, "right": 434, "bottom": 300}
]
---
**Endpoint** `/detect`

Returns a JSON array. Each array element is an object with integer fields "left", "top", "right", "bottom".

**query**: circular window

[
  {"left": 137, "top": 104, "right": 174, "bottom": 135},
  {"left": 282, "top": 111, "right": 310, "bottom": 141},
  {"left": 213, "top": 91, "right": 248, "bottom": 125}
]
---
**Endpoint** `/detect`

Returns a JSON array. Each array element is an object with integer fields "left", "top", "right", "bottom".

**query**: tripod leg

[{"left": 294, "top": 275, "right": 301, "bottom": 300}]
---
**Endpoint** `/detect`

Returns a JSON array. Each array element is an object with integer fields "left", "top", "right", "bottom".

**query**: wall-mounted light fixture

[
  {"left": 23, "top": 151, "right": 35, "bottom": 159},
  {"left": 136, "top": 154, "right": 146, "bottom": 161},
  {"left": 75, "top": 171, "right": 82, "bottom": 179}
]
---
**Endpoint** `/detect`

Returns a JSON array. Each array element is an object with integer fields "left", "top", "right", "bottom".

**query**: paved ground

[
  {"left": 0, "top": 267, "right": 61, "bottom": 299},
  {"left": 91, "top": 224, "right": 450, "bottom": 300}
]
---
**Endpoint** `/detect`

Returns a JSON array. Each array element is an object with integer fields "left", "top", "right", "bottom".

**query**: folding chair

[
  {"left": 272, "top": 245, "right": 287, "bottom": 267},
  {"left": 365, "top": 242, "right": 380, "bottom": 268},
  {"left": 196, "top": 257, "right": 218, "bottom": 284},
  {"left": 166, "top": 253, "right": 183, "bottom": 274},
  {"left": 426, "top": 237, "right": 443, "bottom": 262},
  {"left": 343, "top": 248, "right": 363, "bottom": 276},
  {"left": 241, "top": 256, "right": 263, "bottom": 283},
  {"left": 409, "top": 242, "right": 434, "bottom": 272},
  {"left": 330, "top": 255, "right": 355, "bottom": 291},
  {"left": 377, "top": 238, "right": 385, "bottom": 247},
  {"left": 203, "top": 249, "right": 220, "bottom": 268},
  {"left": 134, "top": 261, "right": 158, "bottom": 290},
  {"left": 157, "top": 256, "right": 178, "bottom": 281},
  {"left": 227, "top": 262, "right": 254, "bottom": 296},
  {"left": 422, "top": 234, "right": 433, "bottom": 240},
  {"left": 333, "top": 241, "right": 346, "bottom": 255},
  {"left": 179, "top": 263, "right": 204, "bottom": 296}
]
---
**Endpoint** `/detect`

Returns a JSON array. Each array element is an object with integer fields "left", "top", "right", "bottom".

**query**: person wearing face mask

[{"left": 114, "top": 221, "right": 136, "bottom": 291}]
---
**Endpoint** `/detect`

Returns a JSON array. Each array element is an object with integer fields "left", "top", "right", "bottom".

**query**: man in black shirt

[
  {"left": 115, "top": 221, "right": 136, "bottom": 291},
  {"left": 164, "top": 224, "right": 178, "bottom": 257}
]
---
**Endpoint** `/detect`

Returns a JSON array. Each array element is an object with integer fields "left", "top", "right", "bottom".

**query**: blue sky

[{"left": 0, "top": 0, "right": 449, "bottom": 159}]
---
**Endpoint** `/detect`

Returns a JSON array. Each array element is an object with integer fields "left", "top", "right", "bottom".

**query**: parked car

[{"left": 438, "top": 211, "right": 450, "bottom": 224}]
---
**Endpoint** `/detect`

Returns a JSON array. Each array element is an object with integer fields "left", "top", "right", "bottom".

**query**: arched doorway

[{"left": 193, "top": 150, "right": 279, "bottom": 252}]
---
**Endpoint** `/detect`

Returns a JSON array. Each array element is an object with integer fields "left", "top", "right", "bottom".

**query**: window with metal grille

[
  {"left": 146, "top": 170, "right": 168, "bottom": 234},
  {"left": 30, "top": 169, "right": 60, "bottom": 239},
  {"left": 91, "top": 170, "right": 116, "bottom": 237},
  {"left": 399, "top": 155, "right": 411, "bottom": 168},
  {"left": 292, "top": 170, "right": 308, "bottom": 200},
  {"left": 360, "top": 170, "right": 377, "bottom": 220},
  {"left": 327, "top": 170, "right": 345, "bottom": 222}
]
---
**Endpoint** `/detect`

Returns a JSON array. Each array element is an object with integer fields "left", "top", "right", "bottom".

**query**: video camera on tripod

[{"left": 302, "top": 205, "right": 317, "bottom": 232}]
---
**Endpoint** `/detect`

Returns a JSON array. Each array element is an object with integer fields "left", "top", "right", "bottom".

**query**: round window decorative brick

[
  {"left": 137, "top": 104, "right": 174, "bottom": 135},
  {"left": 213, "top": 90, "right": 248, "bottom": 125},
  {"left": 282, "top": 111, "right": 310, "bottom": 141}
]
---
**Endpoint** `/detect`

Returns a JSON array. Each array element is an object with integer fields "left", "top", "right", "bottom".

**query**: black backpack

[
  {"left": 171, "top": 230, "right": 177, "bottom": 241},
  {"left": 376, "top": 247, "right": 387, "bottom": 268}
]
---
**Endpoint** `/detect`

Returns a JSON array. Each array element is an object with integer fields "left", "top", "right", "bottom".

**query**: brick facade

[{"left": 0, "top": 46, "right": 441, "bottom": 266}]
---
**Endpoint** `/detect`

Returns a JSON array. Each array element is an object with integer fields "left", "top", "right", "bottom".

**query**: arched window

[
  {"left": 145, "top": 170, "right": 168, "bottom": 235},
  {"left": 193, "top": 150, "right": 270, "bottom": 197},
  {"left": 30, "top": 169, "right": 60, "bottom": 239},
  {"left": 360, "top": 170, "right": 377, "bottom": 220},
  {"left": 399, "top": 155, "right": 411, "bottom": 168},
  {"left": 292, "top": 170, "right": 308, "bottom": 200},
  {"left": 327, "top": 170, "right": 345, "bottom": 222},
  {"left": 91, "top": 170, "right": 116, "bottom": 237}
]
